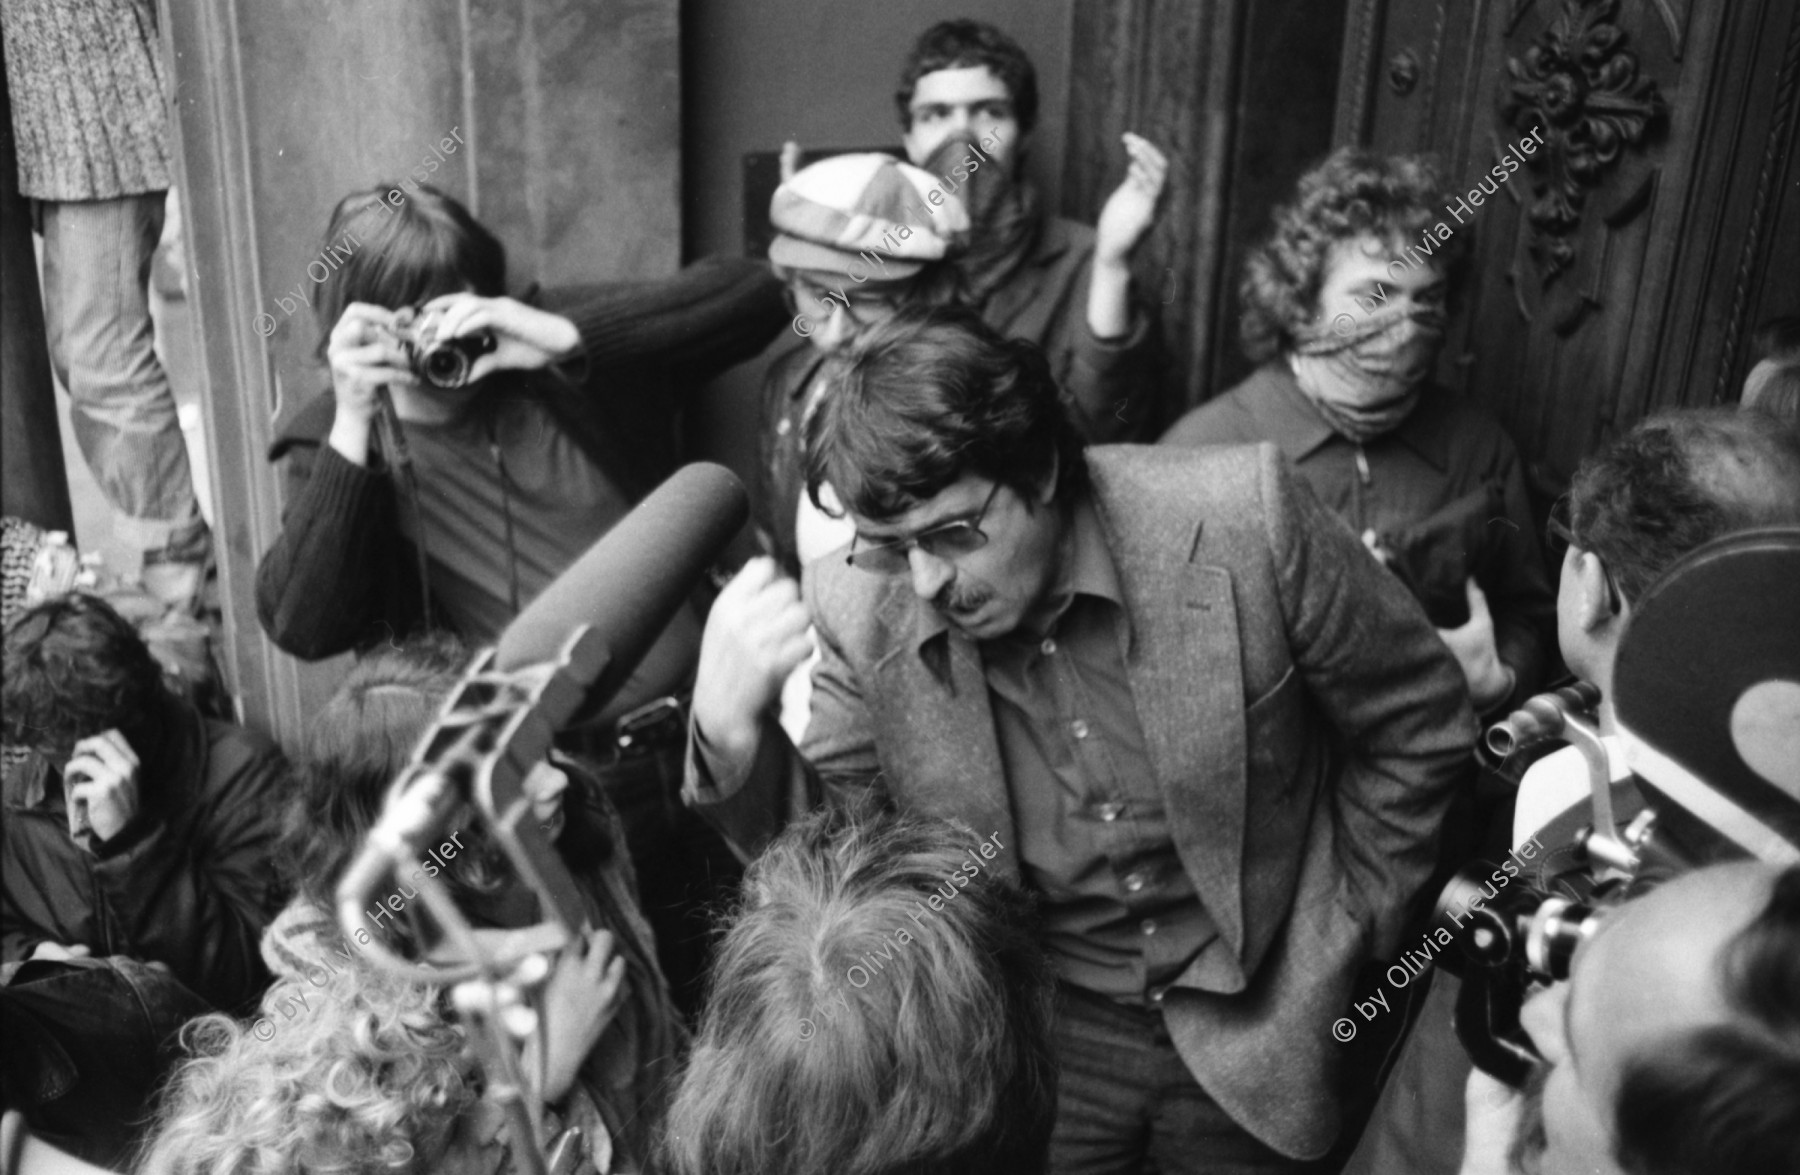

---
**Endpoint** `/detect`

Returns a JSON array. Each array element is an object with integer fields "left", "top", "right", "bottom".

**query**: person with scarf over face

[
  {"left": 1163, "top": 149, "right": 1556, "bottom": 1174},
  {"left": 1164, "top": 149, "right": 1552, "bottom": 722},
  {"left": 892, "top": 19, "right": 1168, "bottom": 443}
]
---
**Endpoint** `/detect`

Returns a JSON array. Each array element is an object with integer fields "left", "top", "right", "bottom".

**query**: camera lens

[{"left": 421, "top": 343, "right": 472, "bottom": 389}]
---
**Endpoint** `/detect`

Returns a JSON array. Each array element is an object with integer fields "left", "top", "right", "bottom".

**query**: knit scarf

[
  {"left": 1290, "top": 302, "right": 1445, "bottom": 443},
  {"left": 924, "top": 135, "right": 1039, "bottom": 306}
]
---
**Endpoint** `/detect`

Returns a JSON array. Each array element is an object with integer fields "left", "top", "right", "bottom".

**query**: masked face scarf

[
  {"left": 1289, "top": 302, "right": 1446, "bottom": 443},
  {"left": 923, "top": 134, "right": 1039, "bottom": 305}
]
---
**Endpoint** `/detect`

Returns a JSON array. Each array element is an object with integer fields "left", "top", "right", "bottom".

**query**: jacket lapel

[
  {"left": 868, "top": 586, "right": 1019, "bottom": 877},
  {"left": 1091, "top": 454, "right": 1249, "bottom": 960},
  {"left": 1122, "top": 561, "right": 1248, "bottom": 958}
]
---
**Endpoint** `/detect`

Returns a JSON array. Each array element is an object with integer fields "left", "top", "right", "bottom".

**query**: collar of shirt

[
  {"left": 912, "top": 493, "right": 1130, "bottom": 656},
  {"left": 1263, "top": 360, "right": 1453, "bottom": 471}
]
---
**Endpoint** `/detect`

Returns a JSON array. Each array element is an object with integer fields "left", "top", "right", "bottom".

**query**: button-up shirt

[
  {"left": 971, "top": 497, "right": 1225, "bottom": 1004},
  {"left": 1163, "top": 361, "right": 1553, "bottom": 711}
]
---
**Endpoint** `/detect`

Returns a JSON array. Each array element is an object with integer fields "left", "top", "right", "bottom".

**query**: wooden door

[{"left": 1336, "top": 0, "right": 1800, "bottom": 488}]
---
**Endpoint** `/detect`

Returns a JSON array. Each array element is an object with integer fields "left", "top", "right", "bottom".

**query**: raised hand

[
  {"left": 1094, "top": 133, "right": 1170, "bottom": 267},
  {"left": 691, "top": 557, "right": 814, "bottom": 764}
]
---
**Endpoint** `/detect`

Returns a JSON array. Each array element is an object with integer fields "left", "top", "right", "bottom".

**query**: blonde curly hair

[{"left": 136, "top": 958, "right": 473, "bottom": 1175}]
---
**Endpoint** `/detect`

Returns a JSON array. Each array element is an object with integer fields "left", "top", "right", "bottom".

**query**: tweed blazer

[{"left": 687, "top": 443, "right": 1475, "bottom": 1158}]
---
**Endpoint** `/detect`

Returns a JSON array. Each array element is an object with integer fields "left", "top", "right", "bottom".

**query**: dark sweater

[{"left": 255, "top": 257, "right": 786, "bottom": 660}]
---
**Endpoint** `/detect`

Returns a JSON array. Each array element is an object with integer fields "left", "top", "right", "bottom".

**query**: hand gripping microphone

[
  {"left": 333, "top": 462, "right": 746, "bottom": 1175},
  {"left": 336, "top": 461, "right": 748, "bottom": 955}
]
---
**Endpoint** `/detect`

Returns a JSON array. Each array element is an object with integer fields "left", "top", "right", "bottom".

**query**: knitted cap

[{"left": 769, "top": 153, "right": 969, "bottom": 279}]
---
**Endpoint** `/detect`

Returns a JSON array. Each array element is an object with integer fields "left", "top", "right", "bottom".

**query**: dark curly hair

[
  {"left": 1, "top": 592, "right": 166, "bottom": 755},
  {"left": 1239, "top": 148, "right": 1466, "bottom": 362},
  {"left": 1569, "top": 409, "right": 1800, "bottom": 604},
  {"left": 803, "top": 305, "right": 1086, "bottom": 522},
  {"left": 895, "top": 19, "right": 1038, "bottom": 135}
]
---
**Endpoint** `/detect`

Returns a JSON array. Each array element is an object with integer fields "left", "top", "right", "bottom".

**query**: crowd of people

[{"left": 4, "top": 11, "right": 1799, "bottom": 1175}]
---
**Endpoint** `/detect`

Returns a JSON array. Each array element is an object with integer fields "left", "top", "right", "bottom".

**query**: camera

[
  {"left": 1432, "top": 528, "right": 1800, "bottom": 1086},
  {"left": 393, "top": 306, "right": 497, "bottom": 390}
]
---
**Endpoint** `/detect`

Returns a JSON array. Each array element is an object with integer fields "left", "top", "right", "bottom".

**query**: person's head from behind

[
  {"left": 1739, "top": 317, "right": 1800, "bottom": 424},
  {"left": 660, "top": 805, "right": 1056, "bottom": 1175},
  {"left": 896, "top": 19, "right": 1035, "bottom": 173},
  {"left": 1553, "top": 409, "right": 1800, "bottom": 690},
  {"left": 1, "top": 593, "right": 165, "bottom": 772},
  {"left": 1510, "top": 861, "right": 1800, "bottom": 1175},
  {"left": 137, "top": 958, "right": 471, "bottom": 1175},
  {"left": 1242, "top": 149, "right": 1465, "bottom": 437},
  {"left": 803, "top": 306, "right": 1086, "bottom": 640},
  {"left": 282, "top": 634, "right": 574, "bottom": 916},
  {"left": 770, "top": 154, "right": 968, "bottom": 353}
]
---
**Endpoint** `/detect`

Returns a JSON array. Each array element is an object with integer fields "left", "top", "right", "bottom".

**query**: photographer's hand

[
  {"left": 418, "top": 293, "right": 581, "bottom": 383},
  {"left": 64, "top": 729, "right": 142, "bottom": 845},
  {"left": 326, "top": 302, "right": 415, "bottom": 466}
]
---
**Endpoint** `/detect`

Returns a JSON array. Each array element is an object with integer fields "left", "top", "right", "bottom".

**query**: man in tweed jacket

[{"left": 687, "top": 309, "right": 1474, "bottom": 1170}]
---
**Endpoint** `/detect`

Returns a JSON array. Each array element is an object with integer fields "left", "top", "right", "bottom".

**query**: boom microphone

[{"left": 495, "top": 460, "right": 748, "bottom": 713}]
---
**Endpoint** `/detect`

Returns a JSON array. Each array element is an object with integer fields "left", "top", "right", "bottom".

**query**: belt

[{"left": 565, "top": 694, "right": 689, "bottom": 763}]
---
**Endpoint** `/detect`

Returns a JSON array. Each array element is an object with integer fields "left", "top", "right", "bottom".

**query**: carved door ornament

[{"left": 1502, "top": 0, "right": 1666, "bottom": 284}]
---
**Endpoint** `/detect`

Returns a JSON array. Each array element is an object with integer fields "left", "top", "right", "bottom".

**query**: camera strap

[{"left": 374, "top": 385, "right": 435, "bottom": 632}]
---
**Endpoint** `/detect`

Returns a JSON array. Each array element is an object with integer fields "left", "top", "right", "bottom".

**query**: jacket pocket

[{"left": 1245, "top": 664, "right": 1306, "bottom": 827}]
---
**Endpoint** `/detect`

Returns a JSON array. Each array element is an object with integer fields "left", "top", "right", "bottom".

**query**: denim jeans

[
  {"left": 1049, "top": 982, "right": 1311, "bottom": 1175},
  {"left": 37, "top": 193, "right": 202, "bottom": 553},
  {"left": 591, "top": 740, "right": 743, "bottom": 1020}
]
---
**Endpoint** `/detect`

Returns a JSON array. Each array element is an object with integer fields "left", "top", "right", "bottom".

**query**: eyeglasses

[
  {"left": 785, "top": 277, "right": 901, "bottom": 326},
  {"left": 1545, "top": 495, "right": 1622, "bottom": 615},
  {"left": 846, "top": 481, "right": 1003, "bottom": 574}
]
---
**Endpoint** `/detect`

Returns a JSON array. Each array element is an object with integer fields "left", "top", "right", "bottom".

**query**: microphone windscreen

[{"left": 494, "top": 463, "right": 748, "bottom": 706}]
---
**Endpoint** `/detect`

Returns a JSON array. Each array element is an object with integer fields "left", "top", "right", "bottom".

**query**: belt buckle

[{"left": 613, "top": 694, "right": 684, "bottom": 752}]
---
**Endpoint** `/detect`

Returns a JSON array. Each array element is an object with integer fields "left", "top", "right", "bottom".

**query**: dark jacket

[
  {"left": 688, "top": 445, "right": 1476, "bottom": 1158},
  {"left": 255, "top": 257, "right": 786, "bottom": 660},
  {"left": 1, "top": 694, "right": 289, "bottom": 1011},
  {"left": 755, "top": 217, "right": 1163, "bottom": 573},
  {"left": 1163, "top": 363, "right": 1555, "bottom": 714}
]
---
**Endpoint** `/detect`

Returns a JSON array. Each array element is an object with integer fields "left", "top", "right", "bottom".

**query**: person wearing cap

[
  {"left": 758, "top": 153, "right": 972, "bottom": 576},
  {"left": 894, "top": 19, "right": 1169, "bottom": 440}
]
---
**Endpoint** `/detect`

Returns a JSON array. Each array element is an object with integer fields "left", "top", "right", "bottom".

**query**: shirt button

[
  {"left": 1095, "top": 802, "right": 1124, "bottom": 822},
  {"left": 1150, "top": 986, "right": 1169, "bottom": 1003},
  {"left": 1041, "top": 638, "right": 1057, "bottom": 655},
  {"left": 1123, "top": 872, "right": 1147, "bottom": 893},
  {"left": 1070, "top": 719, "right": 1090, "bottom": 739},
  {"left": 776, "top": 417, "right": 792, "bottom": 436},
  {"left": 1141, "top": 919, "right": 1158, "bottom": 936}
]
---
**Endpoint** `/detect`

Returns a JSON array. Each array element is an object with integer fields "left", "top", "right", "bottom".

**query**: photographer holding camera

[
  {"left": 1347, "top": 408, "right": 1800, "bottom": 1175},
  {"left": 1457, "top": 861, "right": 1800, "bottom": 1175},
  {"left": 254, "top": 183, "right": 786, "bottom": 1014}
]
